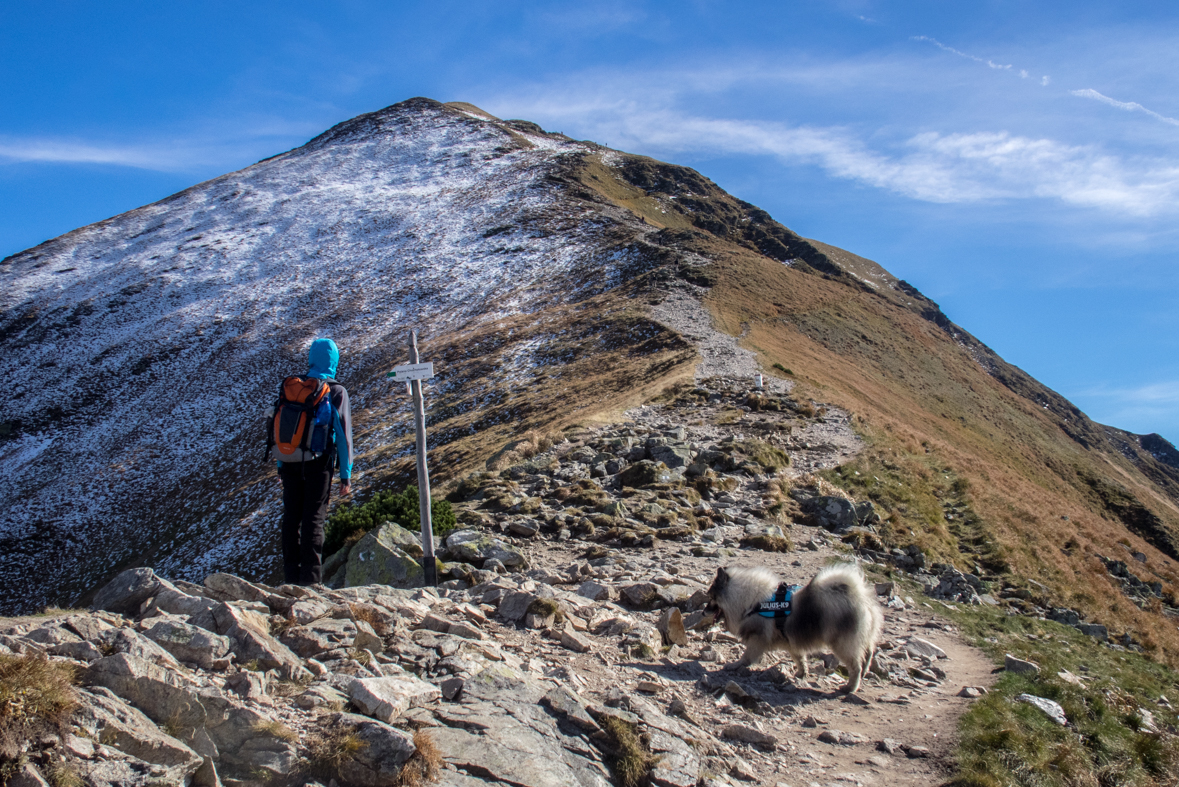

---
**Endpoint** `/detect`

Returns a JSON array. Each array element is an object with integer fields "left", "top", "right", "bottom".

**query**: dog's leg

[
  {"left": 793, "top": 652, "right": 808, "bottom": 679},
  {"left": 863, "top": 644, "right": 877, "bottom": 677},
  {"left": 842, "top": 656, "right": 863, "bottom": 694},
  {"left": 739, "top": 640, "right": 768, "bottom": 669}
]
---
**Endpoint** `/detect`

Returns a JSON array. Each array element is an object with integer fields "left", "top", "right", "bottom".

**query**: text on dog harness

[{"left": 754, "top": 583, "right": 802, "bottom": 619}]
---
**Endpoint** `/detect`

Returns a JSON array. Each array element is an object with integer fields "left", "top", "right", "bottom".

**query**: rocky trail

[{"left": 0, "top": 376, "right": 1007, "bottom": 787}]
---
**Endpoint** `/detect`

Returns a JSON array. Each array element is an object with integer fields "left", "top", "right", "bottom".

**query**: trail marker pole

[{"left": 386, "top": 332, "right": 437, "bottom": 587}]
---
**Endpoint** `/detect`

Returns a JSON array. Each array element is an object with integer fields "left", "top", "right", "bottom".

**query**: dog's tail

[{"left": 809, "top": 562, "right": 874, "bottom": 602}]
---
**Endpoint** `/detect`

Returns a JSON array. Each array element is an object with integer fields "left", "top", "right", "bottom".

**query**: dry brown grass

[
  {"left": 252, "top": 719, "right": 299, "bottom": 744},
  {"left": 348, "top": 603, "right": 390, "bottom": 636},
  {"left": 397, "top": 729, "right": 443, "bottom": 786},
  {"left": 0, "top": 654, "right": 77, "bottom": 762},
  {"left": 305, "top": 723, "right": 367, "bottom": 779}
]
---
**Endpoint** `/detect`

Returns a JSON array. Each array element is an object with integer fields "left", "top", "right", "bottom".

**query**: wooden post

[{"left": 409, "top": 331, "right": 437, "bottom": 587}]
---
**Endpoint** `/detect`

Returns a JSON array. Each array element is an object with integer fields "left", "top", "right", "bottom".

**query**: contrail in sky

[{"left": 1071, "top": 88, "right": 1179, "bottom": 128}]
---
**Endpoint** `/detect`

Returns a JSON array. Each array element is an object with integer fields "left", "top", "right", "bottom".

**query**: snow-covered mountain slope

[{"left": 0, "top": 98, "right": 687, "bottom": 613}]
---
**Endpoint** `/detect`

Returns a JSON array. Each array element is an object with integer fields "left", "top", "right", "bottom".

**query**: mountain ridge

[{"left": 2, "top": 99, "right": 1179, "bottom": 671}]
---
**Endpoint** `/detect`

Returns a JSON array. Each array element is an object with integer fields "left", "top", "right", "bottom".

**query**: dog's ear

[{"left": 709, "top": 567, "right": 729, "bottom": 598}]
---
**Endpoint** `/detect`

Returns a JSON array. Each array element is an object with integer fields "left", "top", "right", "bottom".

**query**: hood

[{"left": 307, "top": 338, "right": 339, "bottom": 379}]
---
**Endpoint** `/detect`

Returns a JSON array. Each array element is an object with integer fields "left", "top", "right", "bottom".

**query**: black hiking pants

[{"left": 279, "top": 455, "right": 333, "bottom": 585}]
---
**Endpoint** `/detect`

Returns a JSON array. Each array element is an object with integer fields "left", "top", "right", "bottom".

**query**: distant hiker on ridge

[{"left": 266, "top": 337, "right": 354, "bottom": 585}]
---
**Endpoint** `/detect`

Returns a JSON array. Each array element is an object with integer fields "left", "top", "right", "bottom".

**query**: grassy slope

[{"left": 563, "top": 147, "right": 1179, "bottom": 668}]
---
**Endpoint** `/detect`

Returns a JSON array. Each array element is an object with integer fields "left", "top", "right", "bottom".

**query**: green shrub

[{"left": 324, "top": 485, "right": 456, "bottom": 558}]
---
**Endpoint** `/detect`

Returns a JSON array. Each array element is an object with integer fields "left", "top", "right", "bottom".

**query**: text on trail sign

[{"left": 386, "top": 362, "right": 434, "bottom": 381}]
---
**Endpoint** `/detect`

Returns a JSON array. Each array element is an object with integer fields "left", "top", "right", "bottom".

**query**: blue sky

[{"left": 2, "top": 1, "right": 1177, "bottom": 442}]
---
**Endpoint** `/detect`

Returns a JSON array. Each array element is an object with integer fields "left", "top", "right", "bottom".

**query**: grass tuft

[
  {"left": 252, "top": 719, "right": 299, "bottom": 744},
  {"left": 305, "top": 724, "right": 368, "bottom": 779},
  {"left": 397, "top": 729, "right": 443, "bottom": 786},
  {"left": 600, "top": 716, "right": 658, "bottom": 787},
  {"left": 0, "top": 654, "right": 78, "bottom": 762}
]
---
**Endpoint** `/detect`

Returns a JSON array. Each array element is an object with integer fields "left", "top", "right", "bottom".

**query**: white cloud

[
  {"left": 0, "top": 119, "right": 325, "bottom": 173},
  {"left": 1070, "top": 88, "right": 1179, "bottom": 128},
  {"left": 0, "top": 139, "right": 184, "bottom": 169},
  {"left": 503, "top": 90, "right": 1179, "bottom": 216},
  {"left": 1078, "top": 381, "right": 1179, "bottom": 437}
]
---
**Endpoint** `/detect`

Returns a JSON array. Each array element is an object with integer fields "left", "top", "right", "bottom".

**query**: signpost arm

[{"left": 409, "top": 331, "right": 437, "bottom": 587}]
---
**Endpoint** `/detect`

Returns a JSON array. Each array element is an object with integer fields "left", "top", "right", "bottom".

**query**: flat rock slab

[
  {"left": 350, "top": 674, "right": 441, "bottom": 723},
  {"left": 429, "top": 723, "right": 608, "bottom": 787}
]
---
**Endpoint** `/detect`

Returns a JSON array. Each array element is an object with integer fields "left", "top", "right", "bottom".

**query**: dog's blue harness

[{"left": 751, "top": 583, "right": 801, "bottom": 628}]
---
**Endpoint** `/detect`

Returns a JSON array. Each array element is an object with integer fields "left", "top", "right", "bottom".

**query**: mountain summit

[{"left": 2, "top": 98, "right": 1178, "bottom": 665}]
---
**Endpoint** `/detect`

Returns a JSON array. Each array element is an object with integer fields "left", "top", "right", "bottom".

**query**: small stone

[
  {"left": 903, "top": 637, "right": 947, "bottom": 660},
  {"left": 560, "top": 630, "right": 593, "bottom": 653},
  {"left": 958, "top": 686, "right": 987, "bottom": 698},
  {"left": 440, "top": 677, "right": 464, "bottom": 701},
  {"left": 1005, "top": 654, "right": 1040, "bottom": 676},
  {"left": 636, "top": 680, "right": 663, "bottom": 694},
  {"left": 877, "top": 738, "right": 903, "bottom": 755},
  {"left": 657, "top": 607, "right": 688, "bottom": 647},
  {"left": 801, "top": 715, "right": 825, "bottom": 728},
  {"left": 721, "top": 724, "right": 777, "bottom": 750},
  {"left": 905, "top": 745, "right": 931, "bottom": 758},
  {"left": 818, "top": 729, "right": 868, "bottom": 746}
]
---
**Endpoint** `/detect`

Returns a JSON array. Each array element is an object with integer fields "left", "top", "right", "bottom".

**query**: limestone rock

[
  {"left": 142, "top": 619, "right": 231, "bottom": 669},
  {"left": 1004, "top": 654, "right": 1040, "bottom": 676},
  {"left": 346, "top": 524, "right": 427, "bottom": 589},
  {"left": 74, "top": 687, "right": 204, "bottom": 781},
  {"left": 903, "top": 637, "right": 947, "bottom": 660},
  {"left": 334, "top": 713, "right": 418, "bottom": 787},
  {"left": 95, "top": 627, "right": 182, "bottom": 670},
  {"left": 721, "top": 724, "right": 777, "bottom": 750},
  {"left": 1018, "top": 693, "right": 1067, "bottom": 725},
  {"left": 212, "top": 603, "right": 302, "bottom": 670},
  {"left": 658, "top": 607, "right": 688, "bottom": 647},
  {"left": 91, "top": 568, "right": 164, "bottom": 616},
  {"left": 280, "top": 618, "right": 358, "bottom": 658},
  {"left": 349, "top": 673, "right": 442, "bottom": 723}
]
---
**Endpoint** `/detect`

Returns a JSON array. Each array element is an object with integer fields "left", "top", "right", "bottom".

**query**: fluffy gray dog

[{"left": 706, "top": 563, "right": 883, "bottom": 694}]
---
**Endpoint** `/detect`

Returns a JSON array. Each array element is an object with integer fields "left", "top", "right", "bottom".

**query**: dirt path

[{"left": 459, "top": 378, "right": 1001, "bottom": 786}]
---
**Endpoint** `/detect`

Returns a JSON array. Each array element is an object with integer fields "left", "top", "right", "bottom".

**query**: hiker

[{"left": 269, "top": 337, "right": 354, "bottom": 585}]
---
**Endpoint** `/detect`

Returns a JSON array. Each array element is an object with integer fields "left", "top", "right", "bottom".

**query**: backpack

[{"left": 265, "top": 376, "right": 335, "bottom": 463}]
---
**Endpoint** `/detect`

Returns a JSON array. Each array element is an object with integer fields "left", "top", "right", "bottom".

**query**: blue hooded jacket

[{"left": 280, "top": 338, "right": 354, "bottom": 480}]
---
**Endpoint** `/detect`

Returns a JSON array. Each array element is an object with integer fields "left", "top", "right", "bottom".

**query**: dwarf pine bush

[{"left": 323, "top": 485, "right": 455, "bottom": 558}]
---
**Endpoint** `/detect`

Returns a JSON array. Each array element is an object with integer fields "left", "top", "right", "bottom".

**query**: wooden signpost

[{"left": 386, "top": 331, "right": 437, "bottom": 586}]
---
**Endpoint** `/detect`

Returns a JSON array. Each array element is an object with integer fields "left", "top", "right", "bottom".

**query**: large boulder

[
  {"left": 618, "top": 461, "right": 676, "bottom": 488},
  {"left": 94, "top": 628, "right": 182, "bottom": 670},
  {"left": 142, "top": 620, "right": 231, "bottom": 669},
  {"left": 800, "top": 496, "right": 862, "bottom": 532},
  {"left": 345, "top": 524, "right": 427, "bottom": 589},
  {"left": 91, "top": 568, "right": 165, "bottom": 616},
  {"left": 445, "top": 530, "right": 526, "bottom": 569},
  {"left": 348, "top": 674, "right": 441, "bottom": 723},
  {"left": 332, "top": 713, "right": 417, "bottom": 787},
  {"left": 211, "top": 603, "right": 302, "bottom": 671},
  {"left": 649, "top": 444, "right": 693, "bottom": 469},
  {"left": 74, "top": 688, "right": 204, "bottom": 782},
  {"left": 279, "top": 618, "right": 358, "bottom": 658}
]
